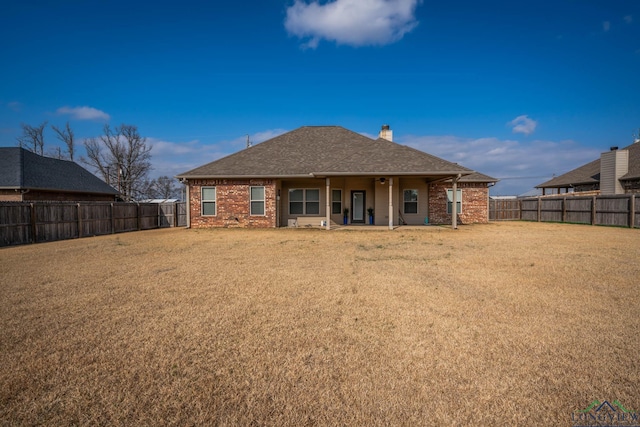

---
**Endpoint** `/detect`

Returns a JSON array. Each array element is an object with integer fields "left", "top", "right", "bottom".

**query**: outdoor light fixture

[{"left": 380, "top": 177, "right": 386, "bottom": 184}]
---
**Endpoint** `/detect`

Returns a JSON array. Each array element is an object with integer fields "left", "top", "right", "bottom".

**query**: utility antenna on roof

[{"left": 246, "top": 134, "right": 252, "bottom": 149}]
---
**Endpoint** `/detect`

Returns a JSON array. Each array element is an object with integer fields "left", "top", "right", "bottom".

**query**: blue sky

[{"left": 1, "top": 0, "right": 639, "bottom": 195}]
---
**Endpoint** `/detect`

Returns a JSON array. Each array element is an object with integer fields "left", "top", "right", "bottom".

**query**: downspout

[
  {"left": 184, "top": 179, "right": 191, "bottom": 228},
  {"left": 325, "top": 178, "right": 331, "bottom": 230},
  {"left": 452, "top": 174, "right": 461, "bottom": 229},
  {"left": 276, "top": 186, "right": 281, "bottom": 228},
  {"left": 388, "top": 177, "right": 394, "bottom": 230}
]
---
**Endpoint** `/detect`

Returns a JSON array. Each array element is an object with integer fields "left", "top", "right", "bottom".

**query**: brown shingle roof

[
  {"left": 460, "top": 172, "right": 498, "bottom": 183},
  {"left": 177, "top": 126, "right": 497, "bottom": 181},
  {"left": 536, "top": 158, "right": 600, "bottom": 188},
  {"left": 536, "top": 142, "right": 640, "bottom": 188},
  {"left": 621, "top": 141, "right": 640, "bottom": 180}
]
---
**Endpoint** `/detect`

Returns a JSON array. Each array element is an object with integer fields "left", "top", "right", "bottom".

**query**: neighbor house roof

[
  {"left": 536, "top": 142, "right": 640, "bottom": 188},
  {"left": 0, "top": 147, "right": 120, "bottom": 195},
  {"left": 536, "top": 159, "right": 601, "bottom": 188},
  {"left": 621, "top": 142, "right": 640, "bottom": 180},
  {"left": 177, "top": 126, "right": 497, "bottom": 181}
]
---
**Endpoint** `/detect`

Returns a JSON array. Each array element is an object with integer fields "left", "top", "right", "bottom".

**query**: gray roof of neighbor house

[
  {"left": 536, "top": 141, "right": 640, "bottom": 188},
  {"left": 177, "top": 126, "right": 497, "bottom": 182},
  {"left": 0, "top": 147, "right": 120, "bottom": 195}
]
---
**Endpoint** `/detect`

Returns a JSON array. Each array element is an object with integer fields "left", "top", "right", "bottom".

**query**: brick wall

[
  {"left": 428, "top": 182, "right": 489, "bottom": 224},
  {"left": 189, "top": 179, "right": 276, "bottom": 228}
]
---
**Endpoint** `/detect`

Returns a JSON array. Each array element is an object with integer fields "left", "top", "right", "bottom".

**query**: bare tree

[
  {"left": 141, "top": 176, "right": 180, "bottom": 200},
  {"left": 51, "top": 122, "right": 75, "bottom": 161},
  {"left": 47, "top": 146, "right": 64, "bottom": 159},
  {"left": 82, "top": 124, "right": 152, "bottom": 201},
  {"left": 16, "top": 122, "right": 47, "bottom": 155}
]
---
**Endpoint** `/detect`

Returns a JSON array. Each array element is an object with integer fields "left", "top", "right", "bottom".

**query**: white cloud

[
  {"left": 285, "top": 0, "right": 421, "bottom": 48},
  {"left": 603, "top": 21, "right": 611, "bottom": 32},
  {"left": 624, "top": 15, "right": 632, "bottom": 24},
  {"left": 57, "top": 106, "right": 110, "bottom": 121},
  {"left": 400, "top": 134, "right": 601, "bottom": 196},
  {"left": 508, "top": 115, "right": 538, "bottom": 136}
]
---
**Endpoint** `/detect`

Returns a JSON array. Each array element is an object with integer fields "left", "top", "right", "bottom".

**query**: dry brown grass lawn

[{"left": 1, "top": 222, "right": 639, "bottom": 426}]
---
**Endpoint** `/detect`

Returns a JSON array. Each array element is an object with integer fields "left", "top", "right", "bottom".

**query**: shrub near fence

[
  {"left": 0, "top": 202, "right": 186, "bottom": 247},
  {"left": 518, "top": 194, "right": 639, "bottom": 228}
]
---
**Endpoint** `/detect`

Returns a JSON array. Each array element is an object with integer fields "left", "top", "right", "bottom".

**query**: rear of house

[{"left": 177, "top": 126, "right": 497, "bottom": 229}]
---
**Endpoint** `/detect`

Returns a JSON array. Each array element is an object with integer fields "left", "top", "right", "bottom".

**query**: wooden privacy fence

[
  {"left": 489, "top": 199, "right": 522, "bottom": 221},
  {"left": 517, "top": 194, "right": 639, "bottom": 228},
  {"left": 0, "top": 202, "right": 187, "bottom": 247}
]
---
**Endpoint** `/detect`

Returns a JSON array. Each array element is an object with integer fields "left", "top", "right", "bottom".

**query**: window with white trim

[
  {"left": 403, "top": 189, "right": 418, "bottom": 214},
  {"left": 331, "top": 189, "right": 342, "bottom": 215},
  {"left": 250, "top": 186, "right": 265, "bottom": 215},
  {"left": 289, "top": 189, "right": 320, "bottom": 215},
  {"left": 447, "top": 189, "right": 462, "bottom": 214},
  {"left": 201, "top": 187, "right": 216, "bottom": 216}
]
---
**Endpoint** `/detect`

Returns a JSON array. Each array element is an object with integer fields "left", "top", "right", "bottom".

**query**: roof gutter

[
  {"left": 0, "top": 186, "right": 117, "bottom": 195},
  {"left": 310, "top": 171, "right": 475, "bottom": 178},
  {"left": 175, "top": 174, "right": 314, "bottom": 180},
  {"left": 176, "top": 171, "right": 476, "bottom": 179}
]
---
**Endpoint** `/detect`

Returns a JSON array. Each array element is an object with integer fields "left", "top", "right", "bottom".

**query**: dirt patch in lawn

[{"left": 1, "top": 222, "right": 639, "bottom": 426}]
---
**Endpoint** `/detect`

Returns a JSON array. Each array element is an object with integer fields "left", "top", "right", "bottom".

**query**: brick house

[
  {"left": 0, "top": 147, "right": 119, "bottom": 201},
  {"left": 536, "top": 140, "right": 640, "bottom": 195},
  {"left": 176, "top": 126, "right": 497, "bottom": 229}
]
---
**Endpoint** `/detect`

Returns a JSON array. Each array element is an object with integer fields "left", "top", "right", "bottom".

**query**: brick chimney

[{"left": 379, "top": 124, "right": 393, "bottom": 142}]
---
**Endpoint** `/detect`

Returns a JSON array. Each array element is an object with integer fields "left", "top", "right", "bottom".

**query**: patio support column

[
  {"left": 452, "top": 174, "right": 461, "bottom": 230},
  {"left": 325, "top": 178, "right": 331, "bottom": 230},
  {"left": 388, "top": 177, "right": 394, "bottom": 230}
]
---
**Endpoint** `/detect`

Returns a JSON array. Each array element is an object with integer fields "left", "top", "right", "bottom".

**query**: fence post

[
  {"left": 110, "top": 203, "right": 115, "bottom": 234},
  {"left": 30, "top": 202, "right": 37, "bottom": 244},
  {"left": 137, "top": 202, "right": 141, "bottom": 231},
  {"left": 77, "top": 203, "right": 82, "bottom": 238},
  {"left": 562, "top": 197, "right": 567, "bottom": 222},
  {"left": 591, "top": 196, "right": 597, "bottom": 226},
  {"left": 630, "top": 194, "right": 635, "bottom": 229},
  {"left": 518, "top": 200, "right": 521, "bottom": 220},
  {"left": 537, "top": 197, "right": 541, "bottom": 222},
  {"left": 174, "top": 202, "right": 178, "bottom": 227}
]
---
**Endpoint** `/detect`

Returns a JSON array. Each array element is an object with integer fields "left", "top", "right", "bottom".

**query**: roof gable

[
  {"left": 620, "top": 142, "right": 640, "bottom": 180},
  {"left": 0, "top": 147, "right": 23, "bottom": 187},
  {"left": 178, "top": 126, "right": 491, "bottom": 180},
  {"left": 0, "top": 147, "right": 119, "bottom": 195}
]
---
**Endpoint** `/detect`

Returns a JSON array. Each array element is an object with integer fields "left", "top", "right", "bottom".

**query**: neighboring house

[
  {"left": 176, "top": 125, "right": 497, "bottom": 229},
  {"left": 536, "top": 141, "right": 640, "bottom": 195},
  {"left": 0, "top": 147, "right": 119, "bottom": 201}
]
